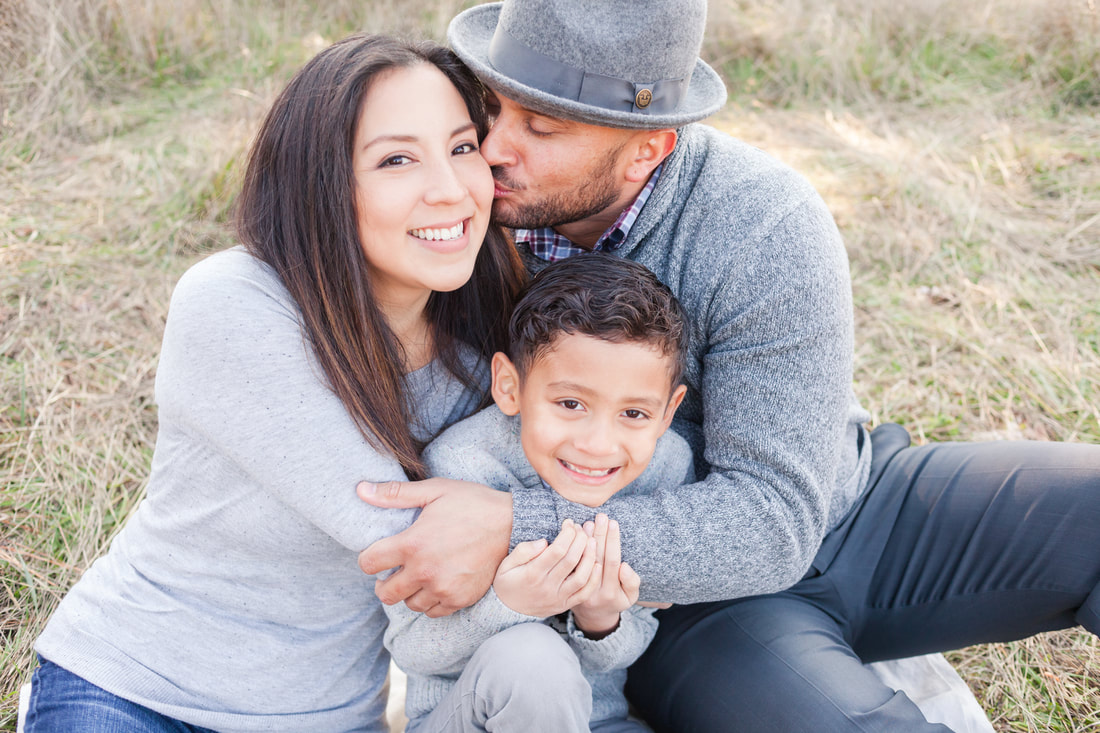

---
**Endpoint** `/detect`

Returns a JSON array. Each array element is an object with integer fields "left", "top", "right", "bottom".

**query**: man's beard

[{"left": 490, "top": 145, "right": 626, "bottom": 230}]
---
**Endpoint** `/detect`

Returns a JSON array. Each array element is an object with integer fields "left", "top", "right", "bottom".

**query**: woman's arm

[{"left": 156, "top": 250, "right": 420, "bottom": 551}]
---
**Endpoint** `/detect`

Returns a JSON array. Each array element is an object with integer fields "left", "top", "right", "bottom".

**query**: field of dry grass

[{"left": 2, "top": 0, "right": 1098, "bottom": 730}]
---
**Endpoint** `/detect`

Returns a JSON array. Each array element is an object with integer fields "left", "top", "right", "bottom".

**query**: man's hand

[
  {"left": 571, "top": 514, "right": 640, "bottom": 639},
  {"left": 357, "top": 478, "right": 512, "bottom": 618},
  {"left": 493, "top": 519, "right": 599, "bottom": 617}
]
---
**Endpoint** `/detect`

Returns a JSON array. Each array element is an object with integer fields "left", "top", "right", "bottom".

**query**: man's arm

[{"left": 532, "top": 193, "right": 856, "bottom": 603}]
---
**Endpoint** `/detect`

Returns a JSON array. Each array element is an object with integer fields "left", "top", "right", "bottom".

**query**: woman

[{"left": 26, "top": 34, "right": 524, "bottom": 733}]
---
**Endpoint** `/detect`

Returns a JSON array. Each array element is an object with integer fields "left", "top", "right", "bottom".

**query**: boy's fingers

[
  {"left": 569, "top": 552, "right": 602, "bottom": 605},
  {"left": 619, "top": 561, "right": 640, "bottom": 594},
  {"left": 499, "top": 539, "right": 547, "bottom": 572},
  {"left": 549, "top": 523, "right": 591, "bottom": 582},
  {"left": 592, "top": 513, "right": 609, "bottom": 561},
  {"left": 605, "top": 519, "right": 622, "bottom": 565},
  {"left": 561, "top": 537, "right": 597, "bottom": 596},
  {"left": 525, "top": 520, "right": 576, "bottom": 575}
]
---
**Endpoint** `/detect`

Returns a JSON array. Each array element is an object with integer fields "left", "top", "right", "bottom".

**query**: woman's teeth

[{"left": 410, "top": 221, "right": 464, "bottom": 241}]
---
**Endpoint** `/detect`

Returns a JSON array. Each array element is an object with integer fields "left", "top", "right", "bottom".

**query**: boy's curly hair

[{"left": 508, "top": 252, "right": 689, "bottom": 386}]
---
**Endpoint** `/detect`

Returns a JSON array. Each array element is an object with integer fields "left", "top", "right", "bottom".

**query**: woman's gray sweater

[
  {"left": 508, "top": 123, "right": 873, "bottom": 603},
  {"left": 35, "top": 248, "right": 485, "bottom": 732}
]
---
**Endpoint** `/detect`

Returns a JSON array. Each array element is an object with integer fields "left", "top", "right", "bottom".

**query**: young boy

[{"left": 383, "top": 253, "right": 694, "bottom": 733}]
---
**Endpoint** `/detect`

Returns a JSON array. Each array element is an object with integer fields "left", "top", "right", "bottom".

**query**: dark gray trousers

[{"left": 626, "top": 429, "right": 1100, "bottom": 732}]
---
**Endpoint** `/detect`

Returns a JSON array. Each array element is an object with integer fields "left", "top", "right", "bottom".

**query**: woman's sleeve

[{"left": 154, "top": 251, "right": 418, "bottom": 552}]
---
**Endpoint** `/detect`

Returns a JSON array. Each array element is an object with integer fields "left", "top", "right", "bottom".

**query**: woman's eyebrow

[{"left": 363, "top": 123, "right": 478, "bottom": 151}]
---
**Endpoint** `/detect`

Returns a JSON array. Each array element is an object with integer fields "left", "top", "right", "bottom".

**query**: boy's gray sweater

[
  {"left": 505, "top": 123, "right": 873, "bottom": 603},
  {"left": 387, "top": 406, "right": 695, "bottom": 726}
]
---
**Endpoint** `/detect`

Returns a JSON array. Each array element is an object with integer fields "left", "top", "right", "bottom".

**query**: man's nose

[{"left": 480, "top": 115, "right": 517, "bottom": 168}]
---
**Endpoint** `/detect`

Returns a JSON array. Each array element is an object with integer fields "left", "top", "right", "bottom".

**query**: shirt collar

[{"left": 515, "top": 164, "right": 663, "bottom": 263}]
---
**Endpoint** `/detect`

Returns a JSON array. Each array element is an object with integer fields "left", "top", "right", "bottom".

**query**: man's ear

[
  {"left": 490, "top": 352, "right": 522, "bottom": 416},
  {"left": 659, "top": 384, "right": 688, "bottom": 432},
  {"left": 624, "top": 129, "right": 678, "bottom": 184}
]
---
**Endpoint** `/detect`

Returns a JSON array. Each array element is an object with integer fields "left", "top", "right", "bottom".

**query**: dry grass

[{"left": 2, "top": 0, "right": 1098, "bottom": 730}]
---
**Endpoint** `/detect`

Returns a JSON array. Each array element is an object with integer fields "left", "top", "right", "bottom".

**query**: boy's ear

[
  {"left": 490, "top": 352, "right": 522, "bottom": 416},
  {"left": 659, "top": 384, "right": 688, "bottom": 432}
]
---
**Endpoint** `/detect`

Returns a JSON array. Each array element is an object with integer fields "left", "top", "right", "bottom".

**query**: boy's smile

[{"left": 491, "top": 334, "right": 686, "bottom": 507}]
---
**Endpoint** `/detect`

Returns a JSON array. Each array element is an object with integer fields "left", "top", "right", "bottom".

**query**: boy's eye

[
  {"left": 558, "top": 399, "right": 582, "bottom": 411},
  {"left": 622, "top": 409, "right": 649, "bottom": 420}
]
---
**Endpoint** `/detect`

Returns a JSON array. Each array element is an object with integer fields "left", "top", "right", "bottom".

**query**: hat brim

[{"left": 447, "top": 3, "right": 727, "bottom": 130}]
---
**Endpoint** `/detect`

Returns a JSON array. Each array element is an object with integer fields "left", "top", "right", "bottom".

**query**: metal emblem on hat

[{"left": 635, "top": 88, "right": 653, "bottom": 108}]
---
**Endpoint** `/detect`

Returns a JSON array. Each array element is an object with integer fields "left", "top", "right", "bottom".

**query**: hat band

[{"left": 487, "top": 26, "right": 689, "bottom": 115}]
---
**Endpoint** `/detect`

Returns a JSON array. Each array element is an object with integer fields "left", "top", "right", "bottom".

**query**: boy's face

[{"left": 491, "top": 334, "right": 687, "bottom": 508}]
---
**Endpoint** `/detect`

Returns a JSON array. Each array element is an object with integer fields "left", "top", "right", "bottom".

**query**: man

[{"left": 358, "top": 1, "right": 1100, "bottom": 730}]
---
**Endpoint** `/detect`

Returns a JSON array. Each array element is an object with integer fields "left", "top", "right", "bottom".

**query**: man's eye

[{"left": 526, "top": 120, "right": 551, "bottom": 137}]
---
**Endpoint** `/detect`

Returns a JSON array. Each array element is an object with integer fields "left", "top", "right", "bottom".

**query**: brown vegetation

[{"left": 2, "top": 0, "right": 1098, "bottom": 730}]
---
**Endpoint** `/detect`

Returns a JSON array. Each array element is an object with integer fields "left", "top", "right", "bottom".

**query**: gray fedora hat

[{"left": 448, "top": 0, "right": 727, "bottom": 129}]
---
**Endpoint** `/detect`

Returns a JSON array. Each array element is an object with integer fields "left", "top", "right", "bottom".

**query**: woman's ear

[{"left": 490, "top": 352, "right": 522, "bottom": 416}]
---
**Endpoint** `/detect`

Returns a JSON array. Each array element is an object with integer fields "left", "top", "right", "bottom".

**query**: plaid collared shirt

[{"left": 515, "top": 165, "right": 662, "bottom": 262}]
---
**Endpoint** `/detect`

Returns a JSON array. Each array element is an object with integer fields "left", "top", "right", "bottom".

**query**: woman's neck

[{"left": 379, "top": 296, "right": 434, "bottom": 372}]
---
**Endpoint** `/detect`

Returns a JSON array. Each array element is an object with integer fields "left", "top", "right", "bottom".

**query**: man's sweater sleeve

[{"left": 510, "top": 187, "right": 855, "bottom": 604}]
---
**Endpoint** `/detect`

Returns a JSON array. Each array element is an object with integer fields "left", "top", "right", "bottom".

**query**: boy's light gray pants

[{"left": 404, "top": 623, "right": 649, "bottom": 733}]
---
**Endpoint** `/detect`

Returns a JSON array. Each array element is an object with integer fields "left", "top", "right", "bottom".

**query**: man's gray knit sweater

[
  {"left": 35, "top": 248, "right": 486, "bottom": 732},
  {"left": 508, "top": 123, "right": 872, "bottom": 603},
  {"left": 386, "top": 406, "right": 695, "bottom": 727}
]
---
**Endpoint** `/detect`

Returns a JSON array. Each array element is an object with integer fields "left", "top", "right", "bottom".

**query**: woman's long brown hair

[{"left": 236, "top": 34, "right": 525, "bottom": 480}]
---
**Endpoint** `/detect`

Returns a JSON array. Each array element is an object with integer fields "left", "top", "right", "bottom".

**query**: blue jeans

[
  {"left": 626, "top": 431, "right": 1100, "bottom": 733},
  {"left": 25, "top": 658, "right": 218, "bottom": 733}
]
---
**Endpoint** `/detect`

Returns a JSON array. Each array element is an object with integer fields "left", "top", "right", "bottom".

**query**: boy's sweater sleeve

[
  {"left": 554, "top": 606, "right": 658, "bottom": 674},
  {"left": 382, "top": 587, "right": 538, "bottom": 677}
]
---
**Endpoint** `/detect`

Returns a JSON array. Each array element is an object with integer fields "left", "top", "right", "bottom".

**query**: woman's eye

[
  {"left": 380, "top": 154, "right": 412, "bottom": 168},
  {"left": 453, "top": 142, "right": 478, "bottom": 155}
]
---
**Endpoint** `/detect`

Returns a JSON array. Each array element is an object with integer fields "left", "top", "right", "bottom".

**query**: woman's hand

[
  {"left": 357, "top": 478, "right": 512, "bottom": 617},
  {"left": 492, "top": 519, "right": 599, "bottom": 617},
  {"left": 570, "top": 514, "right": 640, "bottom": 639}
]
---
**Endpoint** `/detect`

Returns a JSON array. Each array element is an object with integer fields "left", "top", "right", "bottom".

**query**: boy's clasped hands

[{"left": 494, "top": 514, "right": 643, "bottom": 638}]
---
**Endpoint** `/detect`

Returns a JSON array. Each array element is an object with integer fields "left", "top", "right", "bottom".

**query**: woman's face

[{"left": 353, "top": 63, "right": 493, "bottom": 315}]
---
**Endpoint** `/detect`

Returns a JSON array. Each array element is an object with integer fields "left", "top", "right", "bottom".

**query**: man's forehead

[{"left": 487, "top": 86, "right": 568, "bottom": 123}]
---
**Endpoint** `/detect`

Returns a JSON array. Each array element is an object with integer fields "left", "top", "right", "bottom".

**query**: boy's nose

[{"left": 575, "top": 421, "right": 617, "bottom": 457}]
